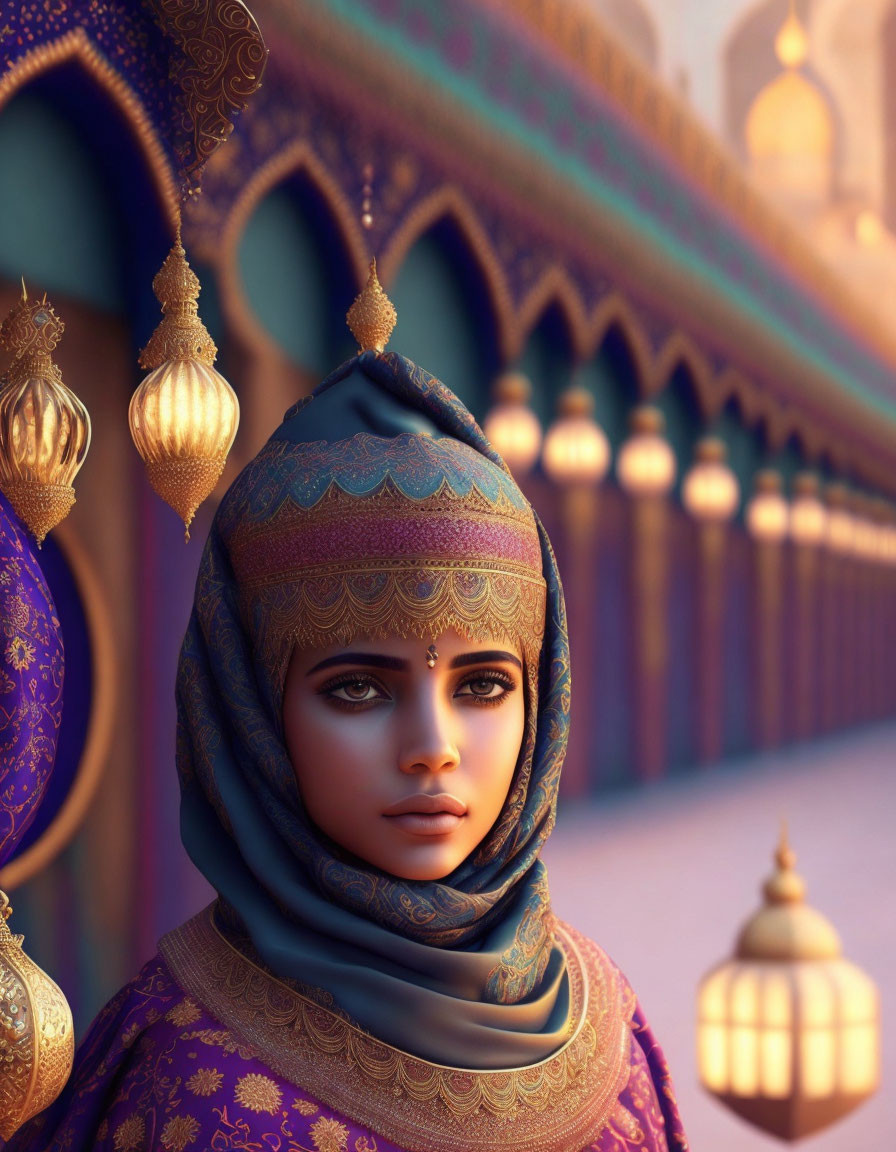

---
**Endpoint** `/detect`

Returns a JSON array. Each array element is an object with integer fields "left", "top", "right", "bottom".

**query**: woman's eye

[
  {"left": 456, "top": 673, "right": 514, "bottom": 701},
  {"left": 325, "top": 678, "right": 385, "bottom": 704}
]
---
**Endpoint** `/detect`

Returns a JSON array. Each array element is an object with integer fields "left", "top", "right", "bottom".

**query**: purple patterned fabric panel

[
  {"left": 5, "top": 954, "right": 687, "bottom": 1152},
  {"left": 0, "top": 493, "right": 63, "bottom": 868}
]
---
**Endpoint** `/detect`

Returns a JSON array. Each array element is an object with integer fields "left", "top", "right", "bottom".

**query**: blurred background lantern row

[{"left": 483, "top": 369, "right": 896, "bottom": 788}]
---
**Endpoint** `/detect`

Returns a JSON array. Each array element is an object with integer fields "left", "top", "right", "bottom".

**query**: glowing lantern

[
  {"left": 482, "top": 372, "right": 542, "bottom": 477},
  {"left": 542, "top": 386, "right": 610, "bottom": 486},
  {"left": 0, "top": 287, "right": 90, "bottom": 546},
  {"left": 789, "top": 473, "right": 827, "bottom": 546},
  {"left": 746, "top": 470, "right": 789, "bottom": 541},
  {"left": 682, "top": 437, "right": 739, "bottom": 522},
  {"left": 129, "top": 237, "right": 239, "bottom": 540},
  {"left": 616, "top": 406, "right": 675, "bottom": 496},
  {"left": 697, "top": 829, "right": 879, "bottom": 1140}
]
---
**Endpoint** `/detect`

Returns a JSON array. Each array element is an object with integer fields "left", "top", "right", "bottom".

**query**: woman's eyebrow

[
  {"left": 449, "top": 650, "right": 522, "bottom": 670},
  {"left": 306, "top": 653, "right": 407, "bottom": 675}
]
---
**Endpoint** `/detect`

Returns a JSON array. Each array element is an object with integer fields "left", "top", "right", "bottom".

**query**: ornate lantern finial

[
  {"left": 129, "top": 234, "right": 239, "bottom": 540},
  {"left": 346, "top": 259, "right": 397, "bottom": 354},
  {"left": 0, "top": 284, "right": 91, "bottom": 546}
]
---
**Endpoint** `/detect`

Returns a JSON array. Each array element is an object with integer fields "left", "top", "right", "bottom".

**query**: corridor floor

[{"left": 544, "top": 723, "right": 895, "bottom": 1151}]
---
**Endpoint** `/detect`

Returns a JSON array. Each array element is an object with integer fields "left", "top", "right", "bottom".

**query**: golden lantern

[
  {"left": 130, "top": 236, "right": 239, "bottom": 540},
  {"left": 746, "top": 470, "right": 789, "bottom": 541},
  {"left": 542, "top": 386, "right": 610, "bottom": 486},
  {"left": 616, "top": 406, "right": 676, "bottom": 497},
  {"left": 0, "top": 287, "right": 90, "bottom": 546},
  {"left": 789, "top": 472, "right": 827, "bottom": 546},
  {"left": 825, "top": 483, "right": 855, "bottom": 554},
  {"left": 0, "top": 891, "right": 74, "bottom": 1139},
  {"left": 682, "top": 437, "right": 739, "bottom": 522},
  {"left": 697, "top": 829, "right": 879, "bottom": 1141},
  {"left": 482, "top": 372, "right": 542, "bottom": 477}
]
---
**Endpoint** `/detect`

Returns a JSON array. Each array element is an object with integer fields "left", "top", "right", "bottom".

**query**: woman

[{"left": 7, "top": 343, "right": 687, "bottom": 1152}]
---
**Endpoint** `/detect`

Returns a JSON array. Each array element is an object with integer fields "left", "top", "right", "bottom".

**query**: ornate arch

[
  {"left": 652, "top": 330, "right": 716, "bottom": 414},
  {"left": 0, "top": 27, "right": 179, "bottom": 231},
  {"left": 379, "top": 185, "right": 515, "bottom": 363},
  {"left": 588, "top": 290, "right": 654, "bottom": 395},
  {"left": 216, "top": 139, "right": 370, "bottom": 360},
  {"left": 515, "top": 265, "right": 590, "bottom": 361},
  {"left": 716, "top": 366, "right": 763, "bottom": 426}
]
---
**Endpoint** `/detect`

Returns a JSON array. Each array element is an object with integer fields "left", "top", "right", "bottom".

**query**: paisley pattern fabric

[
  {"left": 6, "top": 919, "right": 688, "bottom": 1152},
  {"left": 176, "top": 350, "right": 573, "bottom": 1069},
  {"left": 0, "top": 491, "right": 64, "bottom": 868}
]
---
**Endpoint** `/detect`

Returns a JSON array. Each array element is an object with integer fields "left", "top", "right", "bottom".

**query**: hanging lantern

[
  {"left": 542, "top": 385, "right": 610, "bottom": 487},
  {"left": 746, "top": 469, "right": 789, "bottom": 541},
  {"left": 682, "top": 437, "right": 740, "bottom": 522},
  {"left": 130, "top": 236, "right": 239, "bottom": 540},
  {"left": 825, "top": 483, "right": 855, "bottom": 554},
  {"left": 789, "top": 472, "right": 827, "bottom": 546},
  {"left": 616, "top": 406, "right": 676, "bottom": 497},
  {"left": 0, "top": 287, "right": 90, "bottom": 546},
  {"left": 697, "top": 829, "right": 879, "bottom": 1141},
  {"left": 482, "top": 372, "right": 542, "bottom": 477},
  {"left": 0, "top": 891, "right": 74, "bottom": 1138}
]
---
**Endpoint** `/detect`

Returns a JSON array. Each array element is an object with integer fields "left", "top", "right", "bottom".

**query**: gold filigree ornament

[
  {"left": 0, "top": 286, "right": 91, "bottom": 547},
  {"left": 129, "top": 233, "right": 239, "bottom": 540},
  {"left": 0, "top": 891, "right": 74, "bottom": 1139},
  {"left": 346, "top": 259, "right": 397, "bottom": 353}
]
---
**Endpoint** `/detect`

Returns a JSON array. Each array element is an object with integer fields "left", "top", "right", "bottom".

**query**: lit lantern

[
  {"left": 482, "top": 372, "right": 542, "bottom": 477},
  {"left": 746, "top": 470, "right": 789, "bottom": 541},
  {"left": 542, "top": 386, "right": 610, "bottom": 486},
  {"left": 851, "top": 497, "right": 878, "bottom": 564},
  {"left": 697, "top": 829, "right": 879, "bottom": 1141},
  {"left": 616, "top": 405, "right": 676, "bottom": 496},
  {"left": 789, "top": 472, "right": 827, "bottom": 546},
  {"left": 682, "top": 437, "right": 739, "bottom": 522},
  {"left": 0, "top": 287, "right": 90, "bottom": 546},
  {"left": 129, "top": 237, "right": 239, "bottom": 540},
  {"left": 825, "top": 483, "right": 855, "bottom": 554}
]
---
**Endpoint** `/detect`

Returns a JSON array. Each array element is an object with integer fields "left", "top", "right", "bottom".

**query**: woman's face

[{"left": 283, "top": 627, "right": 525, "bottom": 882}]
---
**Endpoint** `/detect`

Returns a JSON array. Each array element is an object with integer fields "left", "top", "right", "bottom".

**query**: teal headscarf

[{"left": 176, "top": 351, "right": 572, "bottom": 1069}]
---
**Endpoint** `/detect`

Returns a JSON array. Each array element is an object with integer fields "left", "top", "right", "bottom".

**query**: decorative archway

[{"left": 379, "top": 185, "right": 514, "bottom": 363}]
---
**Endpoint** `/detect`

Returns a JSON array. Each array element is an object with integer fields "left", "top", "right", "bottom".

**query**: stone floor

[{"left": 544, "top": 722, "right": 896, "bottom": 1151}]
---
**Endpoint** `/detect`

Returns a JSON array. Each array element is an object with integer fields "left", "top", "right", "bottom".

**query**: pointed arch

[
  {"left": 0, "top": 27, "right": 179, "bottom": 230},
  {"left": 379, "top": 185, "right": 514, "bottom": 362},
  {"left": 516, "top": 265, "right": 589, "bottom": 361},
  {"left": 218, "top": 140, "right": 370, "bottom": 357},
  {"left": 756, "top": 398, "right": 790, "bottom": 453},
  {"left": 653, "top": 330, "right": 716, "bottom": 415},
  {"left": 716, "top": 367, "right": 763, "bottom": 426},
  {"left": 588, "top": 290, "right": 653, "bottom": 395}
]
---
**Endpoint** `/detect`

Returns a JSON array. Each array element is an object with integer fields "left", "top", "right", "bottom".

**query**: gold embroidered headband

[{"left": 228, "top": 462, "right": 547, "bottom": 688}]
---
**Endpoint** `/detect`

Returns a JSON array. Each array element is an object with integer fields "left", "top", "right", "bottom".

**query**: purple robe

[{"left": 5, "top": 909, "right": 688, "bottom": 1152}]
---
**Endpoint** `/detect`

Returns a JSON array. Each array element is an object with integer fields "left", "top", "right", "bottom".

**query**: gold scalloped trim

[{"left": 160, "top": 907, "right": 633, "bottom": 1152}]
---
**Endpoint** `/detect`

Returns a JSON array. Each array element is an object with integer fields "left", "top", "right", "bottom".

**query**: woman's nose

[{"left": 398, "top": 695, "right": 460, "bottom": 775}]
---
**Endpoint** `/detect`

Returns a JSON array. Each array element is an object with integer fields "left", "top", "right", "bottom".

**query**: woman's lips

[
  {"left": 382, "top": 793, "right": 467, "bottom": 836},
  {"left": 385, "top": 811, "right": 464, "bottom": 836}
]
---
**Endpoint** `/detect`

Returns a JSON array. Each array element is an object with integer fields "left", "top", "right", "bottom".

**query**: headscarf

[
  {"left": 0, "top": 491, "right": 64, "bottom": 867},
  {"left": 177, "top": 352, "right": 572, "bottom": 1069}
]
